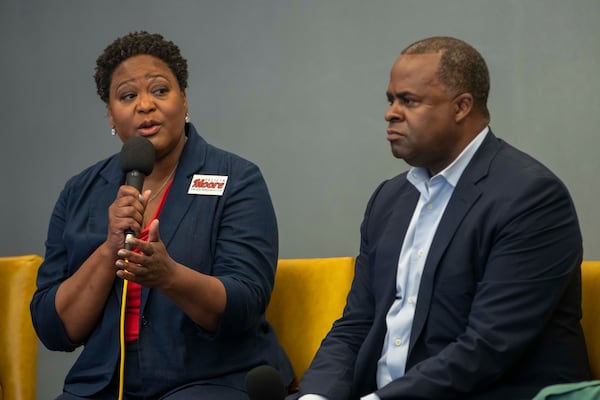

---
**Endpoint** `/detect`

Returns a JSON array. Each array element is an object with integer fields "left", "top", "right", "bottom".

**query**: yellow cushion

[
  {"left": 581, "top": 261, "right": 600, "bottom": 379},
  {"left": 266, "top": 257, "right": 355, "bottom": 383},
  {"left": 0, "top": 255, "right": 42, "bottom": 400}
]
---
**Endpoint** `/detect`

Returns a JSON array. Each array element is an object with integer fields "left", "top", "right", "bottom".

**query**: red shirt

[{"left": 125, "top": 181, "right": 173, "bottom": 342}]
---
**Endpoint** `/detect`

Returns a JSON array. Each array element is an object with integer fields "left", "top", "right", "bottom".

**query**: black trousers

[{"left": 54, "top": 341, "right": 248, "bottom": 400}]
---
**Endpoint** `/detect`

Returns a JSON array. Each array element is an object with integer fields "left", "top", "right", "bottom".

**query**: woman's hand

[
  {"left": 115, "top": 219, "right": 176, "bottom": 288},
  {"left": 116, "top": 219, "right": 226, "bottom": 330},
  {"left": 106, "top": 186, "right": 150, "bottom": 253}
]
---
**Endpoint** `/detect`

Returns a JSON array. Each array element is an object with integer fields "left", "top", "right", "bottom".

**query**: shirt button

[
  {"left": 417, "top": 249, "right": 425, "bottom": 257},
  {"left": 408, "top": 296, "right": 416, "bottom": 304},
  {"left": 427, "top": 203, "right": 433, "bottom": 210},
  {"left": 394, "top": 338, "right": 402, "bottom": 346}
]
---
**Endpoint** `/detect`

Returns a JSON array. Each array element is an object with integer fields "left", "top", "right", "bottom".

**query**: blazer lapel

[
  {"left": 139, "top": 126, "right": 207, "bottom": 311},
  {"left": 155, "top": 129, "right": 207, "bottom": 247}
]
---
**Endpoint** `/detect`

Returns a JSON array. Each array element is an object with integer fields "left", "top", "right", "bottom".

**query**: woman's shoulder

[
  {"left": 62, "top": 153, "right": 120, "bottom": 191},
  {"left": 187, "top": 127, "right": 260, "bottom": 173}
]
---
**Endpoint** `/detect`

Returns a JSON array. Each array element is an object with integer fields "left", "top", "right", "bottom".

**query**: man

[{"left": 290, "top": 36, "right": 590, "bottom": 400}]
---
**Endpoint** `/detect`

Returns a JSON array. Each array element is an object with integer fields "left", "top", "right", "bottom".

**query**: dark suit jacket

[
  {"left": 295, "top": 131, "right": 590, "bottom": 400},
  {"left": 31, "top": 124, "right": 293, "bottom": 397}
]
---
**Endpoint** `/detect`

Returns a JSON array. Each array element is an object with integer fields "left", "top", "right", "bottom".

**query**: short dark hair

[
  {"left": 402, "top": 36, "right": 490, "bottom": 117},
  {"left": 94, "top": 31, "right": 188, "bottom": 103}
]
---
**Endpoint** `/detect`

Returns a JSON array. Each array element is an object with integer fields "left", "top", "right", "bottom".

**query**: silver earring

[
  {"left": 111, "top": 128, "right": 116, "bottom": 136},
  {"left": 185, "top": 113, "right": 190, "bottom": 123}
]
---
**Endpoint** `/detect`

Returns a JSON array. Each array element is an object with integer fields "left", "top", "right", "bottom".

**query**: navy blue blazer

[
  {"left": 31, "top": 124, "right": 293, "bottom": 397},
  {"left": 295, "top": 131, "right": 590, "bottom": 400}
]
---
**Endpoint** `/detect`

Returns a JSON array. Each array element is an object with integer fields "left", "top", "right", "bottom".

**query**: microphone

[
  {"left": 119, "top": 136, "right": 155, "bottom": 250},
  {"left": 245, "top": 365, "right": 287, "bottom": 400}
]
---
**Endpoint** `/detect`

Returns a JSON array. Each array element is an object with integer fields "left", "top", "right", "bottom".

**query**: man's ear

[{"left": 454, "top": 93, "right": 474, "bottom": 123}]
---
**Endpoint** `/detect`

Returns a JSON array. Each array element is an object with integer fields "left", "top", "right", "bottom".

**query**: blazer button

[{"left": 141, "top": 315, "right": 149, "bottom": 326}]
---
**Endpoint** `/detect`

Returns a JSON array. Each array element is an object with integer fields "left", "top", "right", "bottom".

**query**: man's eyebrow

[{"left": 386, "top": 91, "right": 413, "bottom": 98}]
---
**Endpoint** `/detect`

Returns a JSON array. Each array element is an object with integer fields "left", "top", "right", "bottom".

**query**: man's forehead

[
  {"left": 393, "top": 52, "right": 442, "bottom": 70},
  {"left": 388, "top": 53, "right": 442, "bottom": 86}
]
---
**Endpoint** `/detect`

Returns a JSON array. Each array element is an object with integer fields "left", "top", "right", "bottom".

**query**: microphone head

[
  {"left": 119, "top": 136, "right": 155, "bottom": 176},
  {"left": 245, "top": 365, "right": 287, "bottom": 400}
]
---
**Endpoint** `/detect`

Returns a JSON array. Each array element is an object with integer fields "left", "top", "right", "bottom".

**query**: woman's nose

[{"left": 137, "top": 92, "right": 155, "bottom": 112}]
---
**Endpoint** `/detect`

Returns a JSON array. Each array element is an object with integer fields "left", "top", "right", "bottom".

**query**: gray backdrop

[{"left": 1, "top": 1, "right": 599, "bottom": 398}]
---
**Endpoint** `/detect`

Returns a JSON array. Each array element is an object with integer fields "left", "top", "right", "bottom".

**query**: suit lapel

[
  {"left": 378, "top": 187, "right": 420, "bottom": 313},
  {"left": 408, "top": 131, "right": 500, "bottom": 355},
  {"left": 355, "top": 183, "right": 419, "bottom": 391}
]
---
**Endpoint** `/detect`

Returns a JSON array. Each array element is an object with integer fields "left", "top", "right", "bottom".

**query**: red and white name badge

[{"left": 188, "top": 174, "right": 228, "bottom": 196}]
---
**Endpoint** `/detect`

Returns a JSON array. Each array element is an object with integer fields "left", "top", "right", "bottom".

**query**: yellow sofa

[
  {"left": 581, "top": 261, "right": 600, "bottom": 379},
  {"left": 8, "top": 256, "right": 595, "bottom": 397},
  {"left": 0, "top": 254, "right": 42, "bottom": 400},
  {"left": 267, "top": 258, "right": 600, "bottom": 391},
  {"left": 266, "top": 257, "right": 355, "bottom": 387}
]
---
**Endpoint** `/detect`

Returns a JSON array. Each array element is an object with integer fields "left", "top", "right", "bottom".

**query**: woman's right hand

[{"left": 106, "top": 185, "right": 150, "bottom": 252}]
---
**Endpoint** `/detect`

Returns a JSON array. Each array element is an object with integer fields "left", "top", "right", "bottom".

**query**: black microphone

[
  {"left": 245, "top": 365, "right": 287, "bottom": 400},
  {"left": 119, "top": 136, "right": 155, "bottom": 250}
]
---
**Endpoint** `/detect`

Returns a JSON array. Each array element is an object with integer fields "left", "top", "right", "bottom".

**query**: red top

[{"left": 125, "top": 181, "right": 173, "bottom": 342}]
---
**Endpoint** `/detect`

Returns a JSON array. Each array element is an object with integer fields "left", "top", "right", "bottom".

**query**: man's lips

[{"left": 386, "top": 129, "right": 405, "bottom": 141}]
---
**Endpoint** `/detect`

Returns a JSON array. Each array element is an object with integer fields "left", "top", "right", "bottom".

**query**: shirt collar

[{"left": 408, "top": 126, "right": 489, "bottom": 189}]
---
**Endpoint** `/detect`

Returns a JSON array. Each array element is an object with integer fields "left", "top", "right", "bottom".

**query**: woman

[{"left": 31, "top": 31, "right": 292, "bottom": 400}]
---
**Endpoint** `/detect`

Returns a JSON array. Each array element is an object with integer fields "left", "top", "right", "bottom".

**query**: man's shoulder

[{"left": 487, "top": 140, "right": 564, "bottom": 187}]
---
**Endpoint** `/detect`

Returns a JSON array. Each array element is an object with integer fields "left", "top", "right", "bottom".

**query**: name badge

[{"left": 188, "top": 174, "right": 228, "bottom": 196}]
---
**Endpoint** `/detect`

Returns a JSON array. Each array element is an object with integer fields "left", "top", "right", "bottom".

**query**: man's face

[{"left": 385, "top": 53, "right": 463, "bottom": 176}]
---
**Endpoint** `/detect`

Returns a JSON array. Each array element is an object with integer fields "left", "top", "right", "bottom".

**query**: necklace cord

[{"left": 147, "top": 164, "right": 177, "bottom": 202}]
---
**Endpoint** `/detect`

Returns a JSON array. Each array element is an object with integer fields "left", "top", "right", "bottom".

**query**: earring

[
  {"left": 111, "top": 128, "right": 116, "bottom": 136},
  {"left": 185, "top": 113, "right": 190, "bottom": 123}
]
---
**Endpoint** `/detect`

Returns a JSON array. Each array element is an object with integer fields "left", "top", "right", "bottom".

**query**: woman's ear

[{"left": 107, "top": 106, "right": 115, "bottom": 128}]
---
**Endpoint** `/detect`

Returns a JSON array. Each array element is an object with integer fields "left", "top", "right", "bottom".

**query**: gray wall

[{"left": 1, "top": 1, "right": 599, "bottom": 398}]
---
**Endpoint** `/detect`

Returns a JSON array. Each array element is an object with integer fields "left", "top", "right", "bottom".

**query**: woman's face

[{"left": 107, "top": 54, "right": 187, "bottom": 160}]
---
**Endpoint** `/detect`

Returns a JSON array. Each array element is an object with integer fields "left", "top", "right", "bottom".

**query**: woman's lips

[{"left": 138, "top": 124, "right": 161, "bottom": 136}]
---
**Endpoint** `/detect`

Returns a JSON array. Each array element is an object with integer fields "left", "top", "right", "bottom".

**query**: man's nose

[{"left": 385, "top": 102, "right": 403, "bottom": 122}]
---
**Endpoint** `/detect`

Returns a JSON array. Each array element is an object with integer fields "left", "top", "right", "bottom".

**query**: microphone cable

[
  {"left": 118, "top": 267, "right": 129, "bottom": 400},
  {"left": 116, "top": 136, "right": 155, "bottom": 400}
]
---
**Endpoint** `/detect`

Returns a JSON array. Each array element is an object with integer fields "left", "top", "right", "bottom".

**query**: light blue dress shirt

[{"left": 300, "top": 127, "right": 488, "bottom": 400}]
